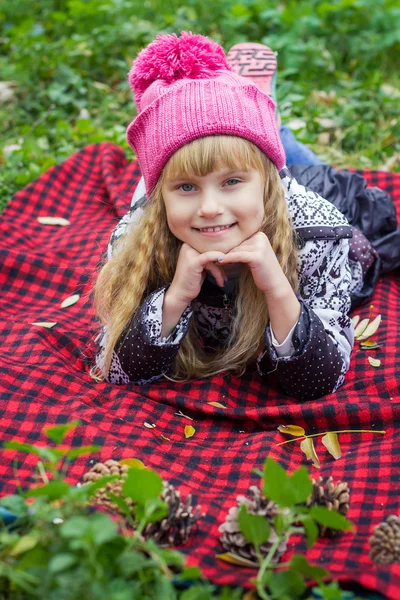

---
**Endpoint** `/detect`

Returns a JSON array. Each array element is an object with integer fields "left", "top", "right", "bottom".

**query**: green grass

[{"left": 1, "top": 0, "right": 400, "bottom": 212}]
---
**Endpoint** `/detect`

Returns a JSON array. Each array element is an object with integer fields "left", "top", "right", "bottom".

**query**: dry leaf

[
  {"left": 354, "top": 317, "right": 370, "bottom": 339},
  {"left": 119, "top": 458, "right": 145, "bottom": 469},
  {"left": 184, "top": 425, "right": 195, "bottom": 439},
  {"left": 356, "top": 315, "right": 382, "bottom": 341},
  {"left": 321, "top": 432, "right": 342, "bottom": 460},
  {"left": 207, "top": 402, "right": 226, "bottom": 409},
  {"left": 368, "top": 356, "right": 381, "bottom": 368},
  {"left": 351, "top": 315, "right": 360, "bottom": 328},
  {"left": 60, "top": 294, "right": 80, "bottom": 309},
  {"left": 216, "top": 552, "right": 258, "bottom": 568},
  {"left": 144, "top": 422, "right": 156, "bottom": 429},
  {"left": 300, "top": 437, "right": 320, "bottom": 469},
  {"left": 37, "top": 216, "right": 70, "bottom": 226},
  {"left": 175, "top": 410, "right": 193, "bottom": 421},
  {"left": 278, "top": 424, "right": 306, "bottom": 437},
  {"left": 31, "top": 322, "right": 57, "bottom": 328},
  {"left": 360, "top": 340, "right": 381, "bottom": 350},
  {"left": 160, "top": 434, "right": 171, "bottom": 442}
]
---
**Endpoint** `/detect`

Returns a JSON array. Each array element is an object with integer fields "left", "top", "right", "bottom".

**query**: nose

[{"left": 197, "top": 190, "right": 224, "bottom": 218}]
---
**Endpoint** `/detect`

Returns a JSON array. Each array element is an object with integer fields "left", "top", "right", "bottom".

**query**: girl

[{"left": 92, "top": 31, "right": 356, "bottom": 401}]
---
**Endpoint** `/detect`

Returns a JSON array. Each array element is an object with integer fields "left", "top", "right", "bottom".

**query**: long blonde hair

[{"left": 91, "top": 136, "right": 299, "bottom": 381}]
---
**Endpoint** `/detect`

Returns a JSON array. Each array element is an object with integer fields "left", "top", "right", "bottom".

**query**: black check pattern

[{"left": 0, "top": 144, "right": 399, "bottom": 598}]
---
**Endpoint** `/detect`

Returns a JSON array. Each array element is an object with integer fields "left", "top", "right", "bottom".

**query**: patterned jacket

[{"left": 95, "top": 167, "right": 357, "bottom": 401}]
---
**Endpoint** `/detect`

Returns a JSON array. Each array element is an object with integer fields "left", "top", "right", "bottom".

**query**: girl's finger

[
  {"left": 198, "top": 251, "right": 226, "bottom": 267},
  {"left": 205, "top": 262, "right": 226, "bottom": 287},
  {"left": 218, "top": 251, "right": 253, "bottom": 264}
]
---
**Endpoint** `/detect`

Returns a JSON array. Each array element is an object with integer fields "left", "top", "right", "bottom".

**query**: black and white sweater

[{"left": 95, "top": 167, "right": 359, "bottom": 401}]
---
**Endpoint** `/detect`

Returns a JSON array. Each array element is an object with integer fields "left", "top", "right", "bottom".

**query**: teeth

[{"left": 198, "top": 224, "right": 232, "bottom": 232}]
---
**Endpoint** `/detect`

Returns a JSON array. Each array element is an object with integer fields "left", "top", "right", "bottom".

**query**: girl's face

[{"left": 162, "top": 168, "right": 265, "bottom": 255}]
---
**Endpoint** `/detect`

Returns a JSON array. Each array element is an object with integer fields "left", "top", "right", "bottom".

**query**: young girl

[{"left": 92, "top": 31, "right": 356, "bottom": 401}]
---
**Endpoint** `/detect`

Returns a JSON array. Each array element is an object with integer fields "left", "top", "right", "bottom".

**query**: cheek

[{"left": 166, "top": 207, "right": 190, "bottom": 237}]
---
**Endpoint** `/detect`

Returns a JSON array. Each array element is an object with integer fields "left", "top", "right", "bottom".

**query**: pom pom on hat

[{"left": 128, "top": 31, "right": 231, "bottom": 108}]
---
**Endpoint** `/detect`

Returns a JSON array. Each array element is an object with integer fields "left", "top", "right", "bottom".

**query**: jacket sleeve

[
  {"left": 257, "top": 237, "right": 354, "bottom": 401},
  {"left": 95, "top": 287, "right": 193, "bottom": 384}
]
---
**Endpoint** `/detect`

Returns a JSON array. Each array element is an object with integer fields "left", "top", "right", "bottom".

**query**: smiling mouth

[{"left": 194, "top": 223, "right": 237, "bottom": 233}]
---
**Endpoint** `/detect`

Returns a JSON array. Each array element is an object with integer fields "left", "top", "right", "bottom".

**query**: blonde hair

[{"left": 91, "top": 136, "right": 299, "bottom": 381}]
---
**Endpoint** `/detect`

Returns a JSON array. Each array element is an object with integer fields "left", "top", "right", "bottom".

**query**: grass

[{"left": 1, "top": 0, "right": 400, "bottom": 212}]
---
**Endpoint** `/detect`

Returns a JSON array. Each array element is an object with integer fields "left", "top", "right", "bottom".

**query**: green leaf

[
  {"left": 311, "top": 580, "right": 343, "bottom": 599},
  {"left": 9, "top": 532, "right": 40, "bottom": 557},
  {"left": 238, "top": 504, "right": 271, "bottom": 546},
  {"left": 60, "top": 516, "right": 90, "bottom": 538},
  {"left": 48, "top": 553, "right": 77, "bottom": 573},
  {"left": 66, "top": 445, "right": 101, "bottom": 460},
  {"left": 289, "top": 554, "right": 328, "bottom": 583},
  {"left": 117, "top": 551, "right": 153, "bottom": 577},
  {"left": 45, "top": 421, "right": 81, "bottom": 444},
  {"left": 289, "top": 465, "right": 313, "bottom": 504},
  {"left": 134, "top": 497, "right": 168, "bottom": 523},
  {"left": 310, "top": 506, "right": 354, "bottom": 532},
  {"left": 269, "top": 569, "right": 306, "bottom": 600},
  {"left": 106, "top": 492, "right": 132, "bottom": 519},
  {"left": 263, "top": 457, "right": 296, "bottom": 507},
  {"left": 25, "top": 480, "right": 70, "bottom": 500},
  {"left": 122, "top": 467, "right": 163, "bottom": 505},
  {"left": 81, "top": 474, "right": 120, "bottom": 499},
  {"left": 91, "top": 514, "right": 118, "bottom": 545},
  {"left": 178, "top": 566, "right": 203, "bottom": 580},
  {"left": 301, "top": 515, "right": 320, "bottom": 548},
  {"left": 0, "top": 494, "right": 29, "bottom": 516},
  {"left": 4, "top": 441, "right": 64, "bottom": 463}
]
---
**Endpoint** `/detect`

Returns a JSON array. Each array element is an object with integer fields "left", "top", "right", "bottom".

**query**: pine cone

[
  {"left": 369, "top": 515, "right": 400, "bottom": 565},
  {"left": 82, "top": 460, "right": 203, "bottom": 546},
  {"left": 307, "top": 476, "right": 350, "bottom": 538},
  {"left": 218, "top": 485, "right": 288, "bottom": 565}
]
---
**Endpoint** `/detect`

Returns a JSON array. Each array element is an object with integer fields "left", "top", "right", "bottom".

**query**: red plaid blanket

[{"left": 1, "top": 143, "right": 399, "bottom": 598}]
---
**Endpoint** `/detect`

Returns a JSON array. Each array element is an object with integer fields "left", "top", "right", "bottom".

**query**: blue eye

[
  {"left": 179, "top": 183, "right": 195, "bottom": 192},
  {"left": 225, "top": 178, "right": 241, "bottom": 186}
]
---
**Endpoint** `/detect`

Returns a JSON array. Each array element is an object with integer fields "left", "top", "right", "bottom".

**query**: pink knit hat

[{"left": 126, "top": 31, "right": 286, "bottom": 196}]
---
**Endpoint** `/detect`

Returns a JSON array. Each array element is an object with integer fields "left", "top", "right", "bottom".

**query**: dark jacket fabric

[{"left": 289, "top": 164, "right": 400, "bottom": 306}]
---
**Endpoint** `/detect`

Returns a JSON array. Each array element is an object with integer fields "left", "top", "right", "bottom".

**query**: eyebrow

[{"left": 168, "top": 169, "right": 249, "bottom": 183}]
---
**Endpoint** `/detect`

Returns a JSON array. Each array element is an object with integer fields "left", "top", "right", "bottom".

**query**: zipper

[{"left": 222, "top": 293, "right": 231, "bottom": 326}]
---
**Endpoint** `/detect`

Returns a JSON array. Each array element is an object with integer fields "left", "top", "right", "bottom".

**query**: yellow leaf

[
  {"left": 60, "top": 294, "right": 80, "bottom": 309},
  {"left": 119, "top": 458, "right": 145, "bottom": 469},
  {"left": 207, "top": 402, "right": 226, "bottom": 409},
  {"left": 354, "top": 317, "right": 370, "bottom": 339},
  {"left": 368, "top": 356, "right": 381, "bottom": 368},
  {"left": 160, "top": 434, "right": 171, "bottom": 442},
  {"left": 31, "top": 322, "right": 57, "bottom": 328},
  {"left": 360, "top": 340, "right": 381, "bottom": 350},
  {"left": 351, "top": 315, "right": 360, "bottom": 328},
  {"left": 37, "top": 216, "right": 70, "bottom": 226},
  {"left": 300, "top": 437, "right": 320, "bottom": 469},
  {"left": 216, "top": 552, "right": 258, "bottom": 568},
  {"left": 184, "top": 425, "right": 196, "bottom": 439},
  {"left": 277, "top": 424, "right": 306, "bottom": 437},
  {"left": 356, "top": 315, "right": 382, "bottom": 341},
  {"left": 321, "top": 433, "right": 342, "bottom": 460}
]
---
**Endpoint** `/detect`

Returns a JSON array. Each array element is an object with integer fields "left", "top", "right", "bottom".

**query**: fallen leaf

[
  {"left": 354, "top": 317, "right": 370, "bottom": 339},
  {"left": 60, "top": 294, "right": 80, "bottom": 309},
  {"left": 184, "top": 425, "right": 195, "bottom": 439},
  {"left": 278, "top": 424, "right": 306, "bottom": 437},
  {"left": 356, "top": 315, "right": 382, "bottom": 341},
  {"left": 37, "top": 216, "right": 70, "bottom": 226},
  {"left": 160, "top": 434, "right": 171, "bottom": 442},
  {"left": 144, "top": 422, "right": 156, "bottom": 429},
  {"left": 207, "top": 402, "right": 226, "bottom": 409},
  {"left": 175, "top": 410, "right": 193, "bottom": 421},
  {"left": 321, "top": 433, "right": 341, "bottom": 460},
  {"left": 216, "top": 552, "right": 258, "bottom": 568},
  {"left": 351, "top": 315, "right": 360, "bottom": 328},
  {"left": 119, "top": 458, "right": 145, "bottom": 469},
  {"left": 300, "top": 437, "right": 320, "bottom": 469},
  {"left": 360, "top": 340, "right": 382, "bottom": 350},
  {"left": 31, "top": 322, "right": 57, "bottom": 328},
  {"left": 368, "top": 357, "right": 381, "bottom": 368}
]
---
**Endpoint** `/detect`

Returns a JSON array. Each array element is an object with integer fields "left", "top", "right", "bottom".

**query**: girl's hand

[
  {"left": 218, "top": 232, "right": 286, "bottom": 295},
  {"left": 167, "top": 243, "right": 226, "bottom": 306}
]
